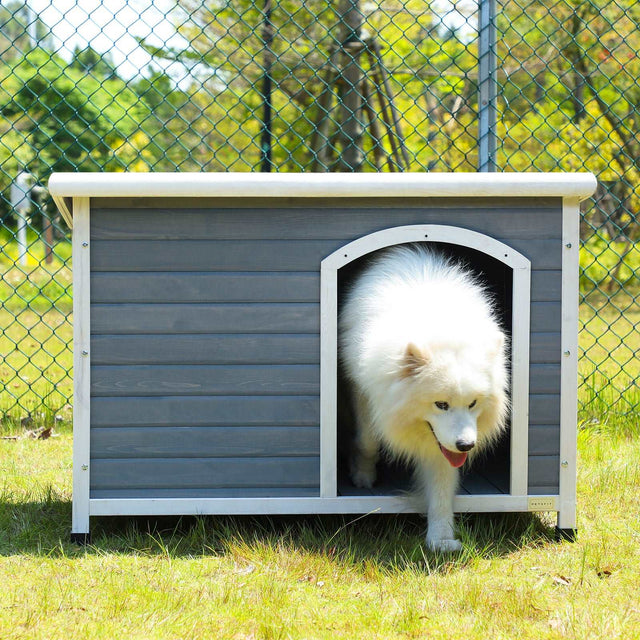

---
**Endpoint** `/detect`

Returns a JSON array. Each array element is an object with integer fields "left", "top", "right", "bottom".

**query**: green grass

[
  {"left": 0, "top": 308, "right": 73, "bottom": 428},
  {"left": 0, "top": 229, "right": 72, "bottom": 315},
  {"left": 1, "top": 423, "right": 639, "bottom": 639},
  {"left": 578, "top": 289, "right": 640, "bottom": 434}
]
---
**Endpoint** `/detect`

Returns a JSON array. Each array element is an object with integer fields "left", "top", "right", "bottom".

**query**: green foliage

[{"left": 0, "top": 0, "right": 638, "bottom": 419}]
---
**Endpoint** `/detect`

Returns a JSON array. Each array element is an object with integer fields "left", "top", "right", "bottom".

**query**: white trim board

[
  {"left": 71, "top": 197, "right": 91, "bottom": 536},
  {"left": 558, "top": 197, "right": 581, "bottom": 530},
  {"left": 49, "top": 172, "right": 597, "bottom": 227},
  {"left": 89, "top": 494, "right": 559, "bottom": 517}
]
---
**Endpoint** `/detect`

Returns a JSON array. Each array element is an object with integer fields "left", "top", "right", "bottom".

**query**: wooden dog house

[{"left": 49, "top": 172, "right": 597, "bottom": 542}]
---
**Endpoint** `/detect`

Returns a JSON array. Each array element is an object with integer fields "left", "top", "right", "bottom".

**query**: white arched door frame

[{"left": 320, "top": 224, "right": 531, "bottom": 501}]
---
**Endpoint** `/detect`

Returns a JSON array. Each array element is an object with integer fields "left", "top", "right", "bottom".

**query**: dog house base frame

[{"left": 50, "top": 172, "right": 597, "bottom": 541}]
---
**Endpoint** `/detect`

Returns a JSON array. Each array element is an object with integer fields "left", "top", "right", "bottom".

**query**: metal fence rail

[{"left": 1, "top": 0, "right": 638, "bottom": 425}]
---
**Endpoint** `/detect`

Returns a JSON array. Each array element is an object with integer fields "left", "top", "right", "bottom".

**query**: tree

[
  {"left": 0, "top": 1, "right": 54, "bottom": 62},
  {"left": 0, "top": 48, "right": 145, "bottom": 222},
  {"left": 138, "top": 0, "right": 478, "bottom": 171},
  {"left": 498, "top": 0, "right": 639, "bottom": 251},
  {"left": 69, "top": 46, "right": 119, "bottom": 81}
]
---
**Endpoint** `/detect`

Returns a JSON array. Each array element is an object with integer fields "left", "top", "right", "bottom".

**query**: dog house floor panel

[
  {"left": 335, "top": 456, "right": 511, "bottom": 501},
  {"left": 337, "top": 472, "right": 509, "bottom": 498}
]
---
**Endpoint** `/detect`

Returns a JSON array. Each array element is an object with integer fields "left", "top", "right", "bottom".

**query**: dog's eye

[
  {"left": 469, "top": 400, "right": 477, "bottom": 409},
  {"left": 435, "top": 401, "right": 449, "bottom": 411}
]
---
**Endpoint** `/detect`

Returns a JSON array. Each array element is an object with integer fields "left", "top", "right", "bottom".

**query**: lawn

[{"left": 1, "top": 422, "right": 639, "bottom": 639}]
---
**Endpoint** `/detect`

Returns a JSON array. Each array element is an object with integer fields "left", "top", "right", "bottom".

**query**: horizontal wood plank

[
  {"left": 91, "top": 272, "right": 319, "bottom": 303},
  {"left": 529, "top": 364, "right": 561, "bottom": 395},
  {"left": 90, "top": 487, "right": 320, "bottom": 499},
  {"left": 90, "top": 238, "right": 562, "bottom": 272},
  {"left": 529, "top": 395, "right": 560, "bottom": 425},
  {"left": 90, "top": 365, "right": 320, "bottom": 397},
  {"left": 529, "top": 333, "right": 561, "bottom": 364},
  {"left": 527, "top": 486, "right": 558, "bottom": 496},
  {"left": 528, "top": 455, "right": 560, "bottom": 489},
  {"left": 530, "top": 271, "right": 562, "bottom": 302},
  {"left": 91, "top": 426, "right": 320, "bottom": 458},
  {"left": 530, "top": 302, "right": 561, "bottom": 333},
  {"left": 91, "top": 334, "right": 320, "bottom": 366},
  {"left": 91, "top": 303, "right": 319, "bottom": 335},
  {"left": 90, "top": 240, "right": 339, "bottom": 272},
  {"left": 90, "top": 203, "right": 561, "bottom": 241},
  {"left": 528, "top": 425, "right": 560, "bottom": 456},
  {"left": 91, "top": 395, "right": 320, "bottom": 428},
  {"left": 90, "top": 457, "right": 320, "bottom": 490}
]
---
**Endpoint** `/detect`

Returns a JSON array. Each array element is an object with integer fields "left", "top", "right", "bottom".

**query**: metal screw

[
  {"left": 81, "top": 350, "right": 89, "bottom": 357},
  {"left": 563, "top": 350, "right": 570, "bottom": 356},
  {"left": 565, "top": 242, "right": 572, "bottom": 248},
  {"left": 82, "top": 242, "right": 88, "bottom": 247},
  {"left": 561, "top": 460, "right": 569, "bottom": 467},
  {"left": 81, "top": 464, "right": 88, "bottom": 471}
]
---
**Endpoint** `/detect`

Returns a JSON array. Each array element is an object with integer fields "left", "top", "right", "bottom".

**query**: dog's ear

[{"left": 401, "top": 342, "right": 430, "bottom": 378}]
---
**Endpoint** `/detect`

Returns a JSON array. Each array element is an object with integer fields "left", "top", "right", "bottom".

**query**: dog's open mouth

[{"left": 427, "top": 423, "right": 468, "bottom": 468}]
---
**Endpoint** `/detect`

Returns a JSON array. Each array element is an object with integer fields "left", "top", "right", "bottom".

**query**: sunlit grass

[{"left": 0, "top": 423, "right": 638, "bottom": 639}]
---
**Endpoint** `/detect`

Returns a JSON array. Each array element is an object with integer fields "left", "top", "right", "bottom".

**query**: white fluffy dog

[{"left": 339, "top": 245, "right": 508, "bottom": 552}]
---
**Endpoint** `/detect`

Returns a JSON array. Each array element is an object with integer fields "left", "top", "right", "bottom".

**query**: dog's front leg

[{"left": 419, "top": 460, "right": 462, "bottom": 553}]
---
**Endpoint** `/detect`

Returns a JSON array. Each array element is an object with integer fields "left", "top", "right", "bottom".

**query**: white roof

[{"left": 49, "top": 171, "right": 597, "bottom": 228}]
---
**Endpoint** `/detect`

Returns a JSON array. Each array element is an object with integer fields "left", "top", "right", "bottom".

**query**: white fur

[{"left": 339, "top": 246, "right": 508, "bottom": 552}]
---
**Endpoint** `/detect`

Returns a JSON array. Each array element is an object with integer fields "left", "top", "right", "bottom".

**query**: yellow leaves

[{"left": 107, "top": 131, "right": 153, "bottom": 172}]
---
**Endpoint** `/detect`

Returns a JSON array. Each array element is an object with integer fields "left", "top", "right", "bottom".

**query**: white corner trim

[
  {"left": 558, "top": 197, "right": 581, "bottom": 530},
  {"left": 71, "top": 197, "right": 91, "bottom": 535},
  {"left": 49, "top": 172, "right": 598, "bottom": 223}
]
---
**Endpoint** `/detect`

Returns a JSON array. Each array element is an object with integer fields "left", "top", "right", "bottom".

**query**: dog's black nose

[{"left": 456, "top": 439, "right": 475, "bottom": 452}]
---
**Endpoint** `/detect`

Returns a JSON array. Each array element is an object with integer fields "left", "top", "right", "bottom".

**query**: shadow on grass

[{"left": 0, "top": 494, "right": 559, "bottom": 573}]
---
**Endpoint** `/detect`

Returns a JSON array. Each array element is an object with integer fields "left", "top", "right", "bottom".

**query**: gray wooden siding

[
  {"left": 91, "top": 238, "right": 561, "bottom": 271},
  {"left": 91, "top": 365, "right": 319, "bottom": 396},
  {"left": 91, "top": 272, "right": 320, "bottom": 303},
  {"left": 91, "top": 335, "right": 320, "bottom": 366},
  {"left": 91, "top": 396, "right": 320, "bottom": 428},
  {"left": 91, "top": 426, "right": 320, "bottom": 458},
  {"left": 91, "top": 303, "right": 319, "bottom": 334},
  {"left": 91, "top": 457, "right": 320, "bottom": 490},
  {"left": 90, "top": 488, "right": 320, "bottom": 499},
  {"left": 89, "top": 196, "right": 563, "bottom": 498}
]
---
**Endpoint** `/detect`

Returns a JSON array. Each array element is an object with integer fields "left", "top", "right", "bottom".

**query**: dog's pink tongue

[{"left": 440, "top": 445, "right": 468, "bottom": 468}]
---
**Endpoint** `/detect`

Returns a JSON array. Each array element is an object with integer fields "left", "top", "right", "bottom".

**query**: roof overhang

[{"left": 49, "top": 172, "right": 598, "bottom": 229}]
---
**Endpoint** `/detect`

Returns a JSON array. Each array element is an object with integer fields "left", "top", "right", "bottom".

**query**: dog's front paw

[
  {"left": 350, "top": 466, "right": 376, "bottom": 489},
  {"left": 426, "top": 537, "right": 462, "bottom": 553}
]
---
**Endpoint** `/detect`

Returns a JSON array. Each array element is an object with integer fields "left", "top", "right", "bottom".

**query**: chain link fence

[{"left": 1, "top": 0, "right": 638, "bottom": 428}]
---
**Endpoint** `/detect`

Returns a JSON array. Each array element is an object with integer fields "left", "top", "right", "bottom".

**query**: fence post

[
  {"left": 478, "top": 0, "right": 496, "bottom": 172},
  {"left": 11, "top": 172, "right": 33, "bottom": 267},
  {"left": 337, "top": 0, "right": 365, "bottom": 172}
]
